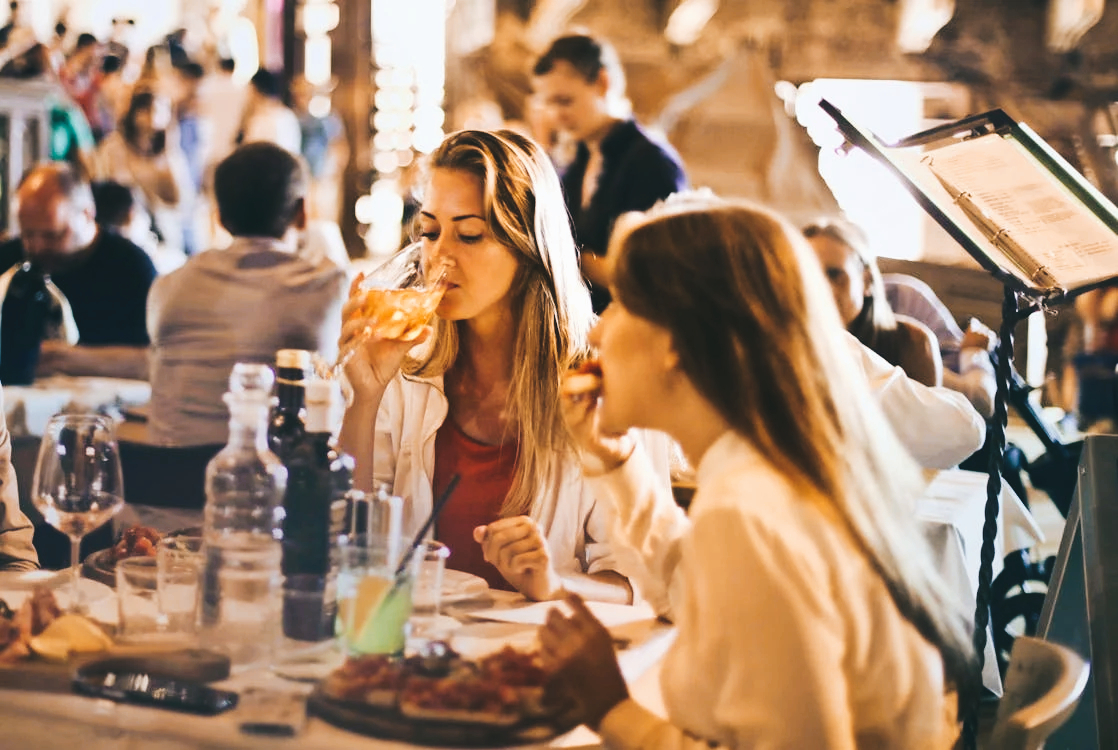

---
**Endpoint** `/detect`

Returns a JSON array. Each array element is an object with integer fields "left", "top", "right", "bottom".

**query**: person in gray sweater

[{"left": 146, "top": 142, "right": 347, "bottom": 447}]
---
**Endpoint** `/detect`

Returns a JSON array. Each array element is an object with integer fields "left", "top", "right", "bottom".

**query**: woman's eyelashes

[{"left": 419, "top": 230, "right": 484, "bottom": 245}]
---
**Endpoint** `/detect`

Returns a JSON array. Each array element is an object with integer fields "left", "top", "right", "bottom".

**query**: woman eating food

[
  {"left": 338, "top": 129, "right": 670, "bottom": 603},
  {"left": 804, "top": 218, "right": 943, "bottom": 387},
  {"left": 548, "top": 197, "right": 977, "bottom": 748}
]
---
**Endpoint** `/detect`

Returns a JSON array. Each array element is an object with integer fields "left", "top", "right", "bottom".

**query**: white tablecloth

[
  {"left": 916, "top": 468, "right": 1045, "bottom": 696},
  {"left": 3, "top": 376, "right": 151, "bottom": 437},
  {"left": 0, "top": 590, "right": 673, "bottom": 749}
]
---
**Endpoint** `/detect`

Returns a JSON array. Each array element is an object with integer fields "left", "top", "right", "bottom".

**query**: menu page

[{"left": 915, "top": 133, "right": 1118, "bottom": 291}]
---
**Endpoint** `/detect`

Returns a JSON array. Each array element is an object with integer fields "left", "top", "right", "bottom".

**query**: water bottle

[{"left": 198, "top": 363, "right": 287, "bottom": 670}]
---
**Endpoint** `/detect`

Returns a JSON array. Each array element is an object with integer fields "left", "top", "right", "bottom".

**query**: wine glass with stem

[
  {"left": 31, "top": 413, "right": 125, "bottom": 612},
  {"left": 318, "top": 241, "right": 450, "bottom": 379}
]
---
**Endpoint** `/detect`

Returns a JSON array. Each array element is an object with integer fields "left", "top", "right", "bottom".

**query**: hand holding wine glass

[
  {"left": 329, "top": 242, "right": 450, "bottom": 392},
  {"left": 32, "top": 414, "right": 125, "bottom": 613}
]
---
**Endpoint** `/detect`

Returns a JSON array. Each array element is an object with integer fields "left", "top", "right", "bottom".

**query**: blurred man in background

[
  {"left": 0, "top": 164, "right": 155, "bottom": 380},
  {"left": 147, "top": 143, "right": 346, "bottom": 446}
]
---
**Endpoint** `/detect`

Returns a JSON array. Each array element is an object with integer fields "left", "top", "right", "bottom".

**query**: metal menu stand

[{"left": 818, "top": 99, "right": 1118, "bottom": 750}]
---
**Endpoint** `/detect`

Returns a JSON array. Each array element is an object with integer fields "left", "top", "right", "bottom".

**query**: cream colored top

[
  {"left": 593, "top": 432, "right": 958, "bottom": 750},
  {"left": 372, "top": 372, "right": 673, "bottom": 580},
  {"left": 0, "top": 388, "right": 37, "bottom": 571}
]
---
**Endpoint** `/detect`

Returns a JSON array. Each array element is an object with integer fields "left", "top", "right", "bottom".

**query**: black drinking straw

[{"left": 394, "top": 473, "right": 460, "bottom": 579}]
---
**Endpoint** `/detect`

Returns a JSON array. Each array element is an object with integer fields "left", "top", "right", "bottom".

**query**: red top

[{"left": 433, "top": 418, "right": 518, "bottom": 591}]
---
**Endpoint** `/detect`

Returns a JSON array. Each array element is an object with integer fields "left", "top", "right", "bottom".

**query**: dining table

[
  {"left": 915, "top": 467, "right": 1046, "bottom": 697},
  {"left": 0, "top": 461, "right": 1046, "bottom": 746},
  {"left": 3, "top": 375, "right": 151, "bottom": 438},
  {"left": 0, "top": 574, "right": 674, "bottom": 750}
]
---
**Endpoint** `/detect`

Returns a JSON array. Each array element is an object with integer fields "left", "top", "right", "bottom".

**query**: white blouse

[
  {"left": 372, "top": 372, "right": 673, "bottom": 580},
  {"left": 848, "top": 334, "right": 985, "bottom": 470},
  {"left": 592, "top": 432, "right": 958, "bottom": 750}
]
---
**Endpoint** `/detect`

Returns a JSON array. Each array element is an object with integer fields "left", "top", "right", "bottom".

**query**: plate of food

[
  {"left": 440, "top": 570, "right": 489, "bottom": 604},
  {"left": 0, "top": 584, "right": 230, "bottom": 693},
  {"left": 82, "top": 526, "right": 200, "bottom": 587},
  {"left": 0, "top": 586, "right": 112, "bottom": 666},
  {"left": 308, "top": 644, "right": 575, "bottom": 747},
  {"left": 0, "top": 571, "right": 114, "bottom": 614}
]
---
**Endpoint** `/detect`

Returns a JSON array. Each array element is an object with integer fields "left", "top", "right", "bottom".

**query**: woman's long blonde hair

[
  {"left": 405, "top": 129, "right": 595, "bottom": 516},
  {"left": 611, "top": 196, "right": 979, "bottom": 707}
]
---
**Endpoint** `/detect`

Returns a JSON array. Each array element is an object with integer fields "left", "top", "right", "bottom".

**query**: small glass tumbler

[
  {"left": 409, "top": 541, "right": 450, "bottom": 642},
  {"left": 116, "top": 557, "right": 194, "bottom": 644},
  {"left": 283, "top": 573, "right": 337, "bottom": 644},
  {"left": 156, "top": 536, "right": 203, "bottom": 637}
]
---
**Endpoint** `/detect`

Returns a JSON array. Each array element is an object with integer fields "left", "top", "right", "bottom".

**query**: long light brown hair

[
  {"left": 612, "top": 197, "right": 979, "bottom": 707},
  {"left": 405, "top": 129, "right": 594, "bottom": 516},
  {"left": 802, "top": 218, "right": 899, "bottom": 350}
]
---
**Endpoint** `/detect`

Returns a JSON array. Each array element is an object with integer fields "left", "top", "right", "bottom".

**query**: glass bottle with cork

[
  {"left": 269, "top": 349, "right": 311, "bottom": 460},
  {"left": 280, "top": 378, "right": 352, "bottom": 643}
]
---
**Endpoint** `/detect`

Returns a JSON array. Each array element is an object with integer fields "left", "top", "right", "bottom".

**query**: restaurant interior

[{"left": 1, "top": 0, "right": 1117, "bottom": 748}]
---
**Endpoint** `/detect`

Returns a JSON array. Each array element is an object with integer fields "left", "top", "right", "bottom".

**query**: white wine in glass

[
  {"left": 32, "top": 413, "right": 125, "bottom": 612},
  {"left": 325, "top": 242, "right": 449, "bottom": 378}
]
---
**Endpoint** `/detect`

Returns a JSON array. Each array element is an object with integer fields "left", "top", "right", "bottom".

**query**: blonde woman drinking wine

[
  {"left": 338, "top": 129, "right": 670, "bottom": 603},
  {"left": 549, "top": 197, "right": 977, "bottom": 748}
]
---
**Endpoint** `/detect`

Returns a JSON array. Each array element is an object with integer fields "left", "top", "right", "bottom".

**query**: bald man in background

[{"left": 0, "top": 163, "right": 155, "bottom": 381}]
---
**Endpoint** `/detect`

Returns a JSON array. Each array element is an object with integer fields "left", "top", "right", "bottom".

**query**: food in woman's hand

[
  {"left": 561, "top": 359, "right": 602, "bottom": 398},
  {"left": 322, "top": 645, "right": 554, "bottom": 726},
  {"left": 111, "top": 525, "right": 163, "bottom": 563}
]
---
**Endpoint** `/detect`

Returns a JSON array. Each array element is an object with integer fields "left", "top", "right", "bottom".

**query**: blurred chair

[
  {"left": 991, "top": 551, "right": 1056, "bottom": 678},
  {"left": 118, "top": 441, "right": 223, "bottom": 511},
  {"left": 1071, "top": 352, "right": 1118, "bottom": 431},
  {"left": 988, "top": 637, "right": 1089, "bottom": 750}
]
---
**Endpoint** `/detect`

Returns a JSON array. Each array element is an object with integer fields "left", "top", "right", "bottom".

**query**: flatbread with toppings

[
  {"left": 322, "top": 645, "right": 553, "bottom": 727},
  {"left": 322, "top": 653, "right": 411, "bottom": 707}
]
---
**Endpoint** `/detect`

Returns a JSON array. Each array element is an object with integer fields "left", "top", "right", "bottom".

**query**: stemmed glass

[
  {"left": 31, "top": 413, "right": 125, "bottom": 612},
  {"left": 320, "top": 242, "right": 449, "bottom": 379}
]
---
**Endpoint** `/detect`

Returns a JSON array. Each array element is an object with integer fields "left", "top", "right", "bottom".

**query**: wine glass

[
  {"left": 31, "top": 413, "right": 125, "bottom": 612},
  {"left": 321, "top": 242, "right": 450, "bottom": 378}
]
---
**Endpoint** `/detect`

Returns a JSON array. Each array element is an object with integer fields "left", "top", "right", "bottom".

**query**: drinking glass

[
  {"left": 116, "top": 556, "right": 196, "bottom": 644},
  {"left": 116, "top": 557, "right": 162, "bottom": 640},
  {"left": 409, "top": 540, "right": 451, "bottom": 643},
  {"left": 336, "top": 486, "right": 408, "bottom": 655},
  {"left": 324, "top": 242, "right": 450, "bottom": 378},
  {"left": 32, "top": 413, "right": 125, "bottom": 612},
  {"left": 156, "top": 536, "right": 203, "bottom": 636}
]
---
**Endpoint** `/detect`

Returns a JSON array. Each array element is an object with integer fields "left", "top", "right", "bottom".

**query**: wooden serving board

[
  {"left": 0, "top": 646, "right": 230, "bottom": 694},
  {"left": 307, "top": 686, "right": 577, "bottom": 748}
]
